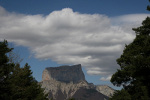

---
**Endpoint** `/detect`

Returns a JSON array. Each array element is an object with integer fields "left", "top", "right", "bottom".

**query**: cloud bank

[{"left": 0, "top": 6, "right": 149, "bottom": 81}]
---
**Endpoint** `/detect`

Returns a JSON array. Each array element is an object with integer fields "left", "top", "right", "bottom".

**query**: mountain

[
  {"left": 42, "top": 64, "right": 85, "bottom": 83},
  {"left": 40, "top": 64, "right": 115, "bottom": 100},
  {"left": 96, "top": 85, "right": 115, "bottom": 97}
]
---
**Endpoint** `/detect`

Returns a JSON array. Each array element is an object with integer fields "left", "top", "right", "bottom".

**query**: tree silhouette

[
  {"left": 110, "top": 1, "right": 150, "bottom": 99},
  {"left": 0, "top": 40, "right": 48, "bottom": 100}
]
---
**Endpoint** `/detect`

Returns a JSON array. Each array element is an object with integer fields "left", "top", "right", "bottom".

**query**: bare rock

[
  {"left": 40, "top": 64, "right": 114, "bottom": 100},
  {"left": 72, "top": 87, "right": 109, "bottom": 100},
  {"left": 42, "top": 64, "right": 86, "bottom": 83},
  {"left": 41, "top": 80, "right": 90, "bottom": 100},
  {"left": 96, "top": 85, "right": 115, "bottom": 97}
]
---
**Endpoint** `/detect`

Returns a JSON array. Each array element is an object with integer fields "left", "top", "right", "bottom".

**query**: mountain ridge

[{"left": 40, "top": 64, "right": 115, "bottom": 100}]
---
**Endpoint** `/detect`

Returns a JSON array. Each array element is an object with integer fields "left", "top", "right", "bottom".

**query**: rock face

[
  {"left": 42, "top": 64, "right": 85, "bottom": 83},
  {"left": 41, "top": 80, "right": 95, "bottom": 100},
  {"left": 72, "top": 87, "right": 109, "bottom": 100},
  {"left": 96, "top": 85, "right": 115, "bottom": 97},
  {"left": 41, "top": 64, "right": 115, "bottom": 100}
]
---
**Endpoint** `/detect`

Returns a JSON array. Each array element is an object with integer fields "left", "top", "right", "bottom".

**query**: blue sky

[
  {"left": 0, "top": 0, "right": 150, "bottom": 90},
  {"left": 0, "top": 0, "right": 149, "bottom": 16}
]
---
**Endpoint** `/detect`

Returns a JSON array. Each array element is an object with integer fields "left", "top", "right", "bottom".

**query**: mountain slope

[{"left": 40, "top": 64, "right": 115, "bottom": 100}]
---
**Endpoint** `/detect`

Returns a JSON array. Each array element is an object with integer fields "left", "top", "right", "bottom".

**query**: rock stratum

[
  {"left": 42, "top": 64, "right": 85, "bottom": 83},
  {"left": 41, "top": 64, "right": 115, "bottom": 100}
]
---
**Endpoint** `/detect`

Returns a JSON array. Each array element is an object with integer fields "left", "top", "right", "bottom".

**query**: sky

[{"left": 0, "top": 0, "right": 150, "bottom": 90}]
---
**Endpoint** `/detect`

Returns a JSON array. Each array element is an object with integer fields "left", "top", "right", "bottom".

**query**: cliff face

[
  {"left": 42, "top": 64, "right": 85, "bottom": 83},
  {"left": 96, "top": 85, "right": 115, "bottom": 97},
  {"left": 41, "top": 64, "right": 115, "bottom": 100},
  {"left": 41, "top": 80, "right": 92, "bottom": 100}
]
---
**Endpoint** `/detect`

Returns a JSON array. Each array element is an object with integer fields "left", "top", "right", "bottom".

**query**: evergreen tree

[
  {"left": 110, "top": 1, "right": 150, "bottom": 99},
  {"left": 0, "top": 40, "right": 14, "bottom": 100},
  {"left": 10, "top": 63, "right": 48, "bottom": 100},
  {"left": 147, "top": 0, "right": 150, "bottom": 11},
  {"left": 0, "top": 40, "right": 48, "bottom": 100},
  {"left": 110, "top": 89, "right": 131, "bottom": 100}
]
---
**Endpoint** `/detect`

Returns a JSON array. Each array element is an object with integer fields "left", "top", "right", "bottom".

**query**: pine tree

[
  {"left": 0, "top": 40, "right": 14, "bottom": 100},
  {"left": 147, "top": 0, "right": 150, "bottom": 11},
  {"left": 0, "top": 40, "right": 48, "bottom": 100},
  {"left": 110, "top": 1, "right": 150, "bottom": 100},
  {"left": 10, "top": 63, "right": 48, "bottom": 100},
  {"left": 110, "top": 89, "right": 131, "bottom": 100}
]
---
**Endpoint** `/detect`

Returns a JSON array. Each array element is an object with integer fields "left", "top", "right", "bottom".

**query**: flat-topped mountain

[
  {"left": 41, "top": 64, "right": 115, "bottom": 100},
  {"left": 42, "top": 64, "right": 85, "bottom": 83}
]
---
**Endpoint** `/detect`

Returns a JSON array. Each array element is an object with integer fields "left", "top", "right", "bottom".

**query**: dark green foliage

[
  {"left": 0, "top": 40, "right": 48, "bottom": 100},
  {"left": 110, "top": 89, "right": 131, "bottom": 100},
  {"left": 10, "top": 63, "right": 48, "bottom": 100},
  {"left": 110, "top": 2, "right": 150, "bottom": 100},
  {"left": 0, "top": 40, "right": 14, "bottom": 100},
  {"left": 147, "top": 0, "right": 150, "bottom": 11}
]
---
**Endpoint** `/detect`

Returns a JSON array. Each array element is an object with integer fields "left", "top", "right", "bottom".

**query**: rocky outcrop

[
  {"left": 41, "top": 64, "right": 115, "bottom": 100},
  {"left": 42, "top": 64, "right": 85, "bottom": 83},
  {"left": 96, "top": 85, "right": 115, "bottom": 97},
  {"left": 72, "top": 87, "right": 109, "bottom": 100},
  {"left": 41, "top": 80, "right": 94, "bottom": 100}
]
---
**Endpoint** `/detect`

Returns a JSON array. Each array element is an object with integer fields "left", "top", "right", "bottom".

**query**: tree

[
  {"left": 8, "top": 49, "right": 23, "bottom": 64},
  {"left": 10, "top": 63, "right": 48, "bottom": 100},
  {"left": 147, "top": 0, "right": 150, "bottom": 11},
  {"left": 0, "top": 40, "right": 14, "bottom": 100},
  {"left": 110, "top": 89, "right": 131, "bottom": 100},
  {"left": 110, "top": 1, "right": 150, "bottom": 99},
  {"left": 0, "top": 40, "right": 48, "bottom": 100}
]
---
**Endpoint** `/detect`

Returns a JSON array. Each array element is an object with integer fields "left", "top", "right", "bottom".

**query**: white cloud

[
  {"left": 100, "top": 75, "right": 112, "bottom": 81},
  {"left": 0, "top": 6, "right": 149, "bottom": 81}
]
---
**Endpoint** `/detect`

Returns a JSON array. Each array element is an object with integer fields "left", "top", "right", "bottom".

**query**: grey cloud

[{"left": 0, "top": 6, "right": 149, "bottom": 81}]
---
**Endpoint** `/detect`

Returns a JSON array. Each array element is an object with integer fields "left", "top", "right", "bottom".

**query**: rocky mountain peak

[
  {"left": 41, "top": 64, "right": 115, "bottom": 100},
  {"left": 42, "top": 64, "right": 86, "bottom": 83}
]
